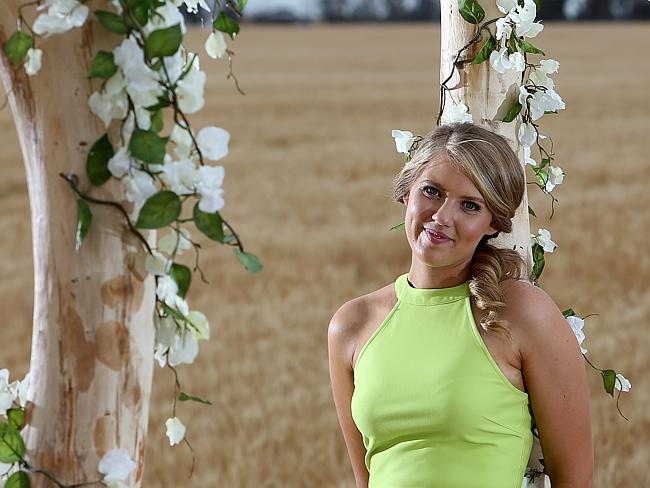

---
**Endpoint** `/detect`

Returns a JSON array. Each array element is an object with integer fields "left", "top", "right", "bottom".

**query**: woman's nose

[{"left": 432, "top": 198, "right": 453, "bottom": 227}]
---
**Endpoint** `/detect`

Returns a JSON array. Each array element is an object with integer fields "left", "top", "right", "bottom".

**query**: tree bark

[
  {"left": 439, "top": 0, "right": 542, "bottom": 480},
  {"left": 0, "top": 3, "right": 154, "bottom": 486},
  {"left": 439, "top": 0, "right": 533, "bottom": 270}
]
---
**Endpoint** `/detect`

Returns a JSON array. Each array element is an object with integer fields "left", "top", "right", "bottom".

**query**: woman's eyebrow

[{"left": 421, "top": 179, "right": 486, "bottom": 203}]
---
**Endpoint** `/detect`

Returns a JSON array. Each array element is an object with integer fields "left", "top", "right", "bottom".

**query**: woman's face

[{"left": 403, "top": 157, "right": 499, "bottom": 272}]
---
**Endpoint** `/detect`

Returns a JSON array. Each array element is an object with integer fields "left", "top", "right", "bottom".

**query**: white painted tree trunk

[
  {"left": 439, "top": 0, "right": 543, "bottom": 480},
  {"left": 0, "top": 5, "right": 155, "bottom": 486}
]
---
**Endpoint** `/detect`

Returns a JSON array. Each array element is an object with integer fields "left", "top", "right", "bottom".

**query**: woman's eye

[
  {"left": 463, "top": 201, "right": 480, "bottom": 212},
  {"left": 423, "top": 186, "right": 440, "bottom": 197}
]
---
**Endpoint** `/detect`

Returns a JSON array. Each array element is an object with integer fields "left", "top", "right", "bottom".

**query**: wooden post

[
  {"left": 439, "top": 0, "right": 542, "bottom": 479},
  {"left": 0, "top": 4, "right": 154, "bottom": 486},
  {"left": 439, "top": 0, "right": 533, "bottom": 269}
]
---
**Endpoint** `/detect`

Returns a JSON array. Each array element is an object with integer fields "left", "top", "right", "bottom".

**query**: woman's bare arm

[
  {"left": 508, "top": 281, "right": 594, "bottom": 487},
  {"left": 328, "top": 298, "right": 370, "bottom": 488}
]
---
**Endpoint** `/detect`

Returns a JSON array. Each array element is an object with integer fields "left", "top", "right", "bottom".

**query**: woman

[{"left": 328, "top": 123, "right": 593, "bottom": 487}]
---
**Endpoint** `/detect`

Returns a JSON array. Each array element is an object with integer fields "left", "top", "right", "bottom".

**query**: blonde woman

[{"left": 328, "top": 123, "right": 593, "bottom": 487}]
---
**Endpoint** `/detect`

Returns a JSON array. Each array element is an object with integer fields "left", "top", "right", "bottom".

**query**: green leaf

[
  {"left": 533, "top": 0, "right": 542, "bottom": 10},
  {"left": 7, "top": 409, "right": 24, "bottom": 431},
  {"left": 193, "top": 204, "right": 224, "bottom": 243},
  {"left": 390, "top": 222, "right": 405, "bottom": 231},
  {"left": 601, "top": 369, "right": 616, "bottom": 397},
  {"left": 0, "top": 422, "right": 26, "bottom": 463},
  {"left": 234, "top": 249, "right": 263, "bottom": 273},
  {"left": 3, "top": 31, "right": 33, "bottom": 66},
  {"left": 87, "top": 51, "right": 117, "bottom": 79},
  {"left": 457, "top": 0, "right": 485, "bottom": 24},
  {"left": 95, "top": 10, "right": 128, "bottom": 34},
  {"left": 519, "top": 40, "right": 545, "bottom": 55},
  {"left": 471, "top": 36, "right": 495, "bottom": 65},
  {"left": 237, "top": 0, "right": 248, "bottom": 11},
  {"left": 135, "top": 191, "right": 181, "bottom": 229},
  {"left": 502, "top": 102, "right": 522, "bottom": 123},
  {"left": 539, "top": 158, "right": 551, "bottom": 169},
  {"left": 144, "top": 24, "right": 182, "bottom": 60},
  {"left": 129, "top": 128, "right": 168, "bottom": 165},
  {"left": 530, "top": 242, "right": 545, "bottom": 282},
  {"left": 86, "top": 134, "right": 114, "bottom": 186},
  {"left": 151, "top": 109, "right": 164, "bottom": 133},
  {"left": 75, "top": 199, "right": 92, "bottom": 251},
  {"left": 179, "top": 391, "right": 212, "bottom": 405},
  {"left": 125, "top": 0, "right": 149, "bottom": 27},
  {"left": 528, "top": 205, "right": 536, "bottom": 217},
  {"left": 145, "top": 96, "right": 172, "bottom": 112},
  {"left": 213, "top": 11, "right": 240, "bottom": 40},
  {"left": 171, "top": 263, "right": 191, "bottom": 298},
  {"left": 533, "top": 166, "right": 548, "bottom": 187},
  {"left": 4, "top": 471, "right": 30, "bottom": 488},
  {"left": 562, "top": 308, "right": 576, "bottom": 318}
]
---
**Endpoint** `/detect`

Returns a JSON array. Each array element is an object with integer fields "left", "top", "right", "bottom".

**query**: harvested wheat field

[{"left": 1, "top": 22, "right": 649, "bottom": 486}]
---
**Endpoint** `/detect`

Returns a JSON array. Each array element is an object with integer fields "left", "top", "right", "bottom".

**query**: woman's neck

[{"left": 407, "top": 258, "right": 471, "bottom": 289}]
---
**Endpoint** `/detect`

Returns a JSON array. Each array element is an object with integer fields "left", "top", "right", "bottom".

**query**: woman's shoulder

[{"left": 328, "top": 281, "right": 397, "bottom": 365}]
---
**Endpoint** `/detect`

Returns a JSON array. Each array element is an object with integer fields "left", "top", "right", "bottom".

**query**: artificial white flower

[
  {"left": 518, "top": 122, "right": 537, "bottom": 148},
  {"left": 124, "top": 169, "right": 157, "bottom": 206},
  {"left": 523, "top": 146, "right": 536, "bottom": 166},
  {"left": 446, "top": 102, "right": 473, "bottom": 123},
  {"left": 175, "top": 0, "right": 210, "bottom": 14},
  {"left": 114, "top": 36, "right": 164, "bottom": 108},
  {"left": 161, "top": 159, "right": 197, "bottom": 195},
  {"left": 107, "top": 146, "right": 132, "bottom": 178},
  {"left": 144, "top": 251, "right": 172, "bottom": 276},
  {"left": 510, "top": 0, "right": 544, "bottom": 39},
  {"left": 615, "top": 373, "right": 631, "bottom": 392},
  {"left": 489, "top": 46, "right": 511, "bottom": 74},
  {"left": 495, "top": 17, "right": 512, "bottom": 41},
  {"left": 535, "top": 228, "right": 557, "bottom": 253},
  {"left": 15, "top": 372, "right": 29, "bottom": 408},
  {"left": 88, "top": 90, "right": 129, "bottom": 128},
  {"left": 176, "top": 69, "right": 206, "bottom": 114},
  {"left": 205, "top": 31, "right": 228, "bottom": 59},
  {"left": 509, "top": 52, "right": 526, "bottom": 73},
  {"left": 545, "top": 165, "right": 564, "bottom": 192},
  {"left": 165, "top": 417, "right": 186, "bottom": 446},
  {"left": 110, "top": 0, "right": 122, "bottom": 14},
  {"left": 158, "top": 228, "right": 193, "bottom": 256},
  {"left": 197, "top": 126, "right": 230, "bottom": 161},
  {"left": 497, "top": 0, "right": 518, "bottom": 14},
  {"left": 530, "top": 59, "right": 560, "bottom": 90},
  {"left": 33, "top": 0, "right": 89, "bottom": 37},
  {"left": 97, "top": 448, "right": 137, "bottom": 484},
  {"left": 0, "top": 370, "right": 14, "bottom": 415},
  {"left": 196, "top": 165, "right": 225, "bottom": 214},
  {"left": 391, "top": 130, "right": 416, "bottom": 154},
  {"left": 144, "top": 3, "right": 186, "bottom": 36},
  {"left": 168, "top": 329, "right": 199, "bottom": 366},
  {"left": 188, "top": 310, "right": 210, "bottom": 341},
  {"left": 156, "top": 275, "right": 179, "bottom": 305},
  {"left": 155, "top": 315, "right": 176, "bottom": 349},
  {"left": 529, "top": 88, "right": 565, "bottom": 121},
  {"left": 566, "top": 315, "right": 587, "bottom": 354},
  {"left": 518, "top": 85, "right": 531, "bottom": 106},
  {"left": 171, "top": 125, "right": 195, "bottom": 160},
  {"left": 24, "top": 48, "right": 42, "bottom": 76}
]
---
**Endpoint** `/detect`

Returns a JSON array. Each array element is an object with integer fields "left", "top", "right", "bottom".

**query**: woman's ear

[
  {"left": 402, "top": 192, "right": 409, "bottom": 205},
  {"left": 484, "top": 223, "right": 499, "bottom": 238}
]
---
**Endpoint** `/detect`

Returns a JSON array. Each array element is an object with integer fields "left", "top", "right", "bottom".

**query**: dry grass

[{"left": 1, "top": 22, "right": 649, "bottom": 486}]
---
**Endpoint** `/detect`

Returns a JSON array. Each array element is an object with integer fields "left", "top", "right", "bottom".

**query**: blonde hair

[{"left": 393, "top": 123, "right": 527, "bottom": 337}]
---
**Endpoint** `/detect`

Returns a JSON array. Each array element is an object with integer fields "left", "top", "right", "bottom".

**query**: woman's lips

[{"left": 424, "top": 229, "right": 452, "bottom": 244}]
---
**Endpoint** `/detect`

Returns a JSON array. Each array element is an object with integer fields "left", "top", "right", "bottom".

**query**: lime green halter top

[{"left": 351, "top": 273, "right": 533, "bottom": 487}]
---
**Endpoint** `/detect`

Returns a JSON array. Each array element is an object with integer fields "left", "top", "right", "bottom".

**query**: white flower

[
  {"left": 446, "top": 102, "right": 473, "bottom": 123},
  {"left": 110, "top": 0, "right": 122, "bottom": 14},
  {"left": 530, "top": 60, "right": 560, "bottom": 90},
  {"left": 171, "top": 125, "right": 195, "bottom": 160},
  {"left": 144, "top": 251, "right": 172, "bottom": 276},
  {"left": 615, "top": 373, "right": 631, "bottom": 392},
  {"left": 545, "top": 165, "right": 564, "bottom": 192},
  {"left": 107, "top": 146, "right": 133, "bottom": 178},
  {"left": 535, "top": 228, "right": 557, "bottom": 253},
  {"left": 489, "top": 46, "right": 511, "bottom": 74},
  {"left": 0, "top": 369, "right": 15, "bottom": 415},
  {"left": 510, "top": 0, "right": 544, "bottom": 39},
  {"left": 161, "top": 159, "right": 197, "bottom": 195},
  {"left": 168, "top": 329, "right": 199, "bottom": 366},
  {"left": 165, "top": 417, "right": 186, "bottom": 446},
  {"left": 391, "top": 130, "right": 416, "bottom": 154},
  {"left": 197, "top": 127, "right": 230, "bottom": 161},
  {"left": 508, "top": 52, "right": 526, "bottom": 73},
  {"left": 158, "top": 228, "right": 193, "bottom": 256},
  {"left": 205, "top": 31, "right": 228, "bottom": 59},
  {"left": 124, "top": 169, "right": 157, "bottom": 206},
  {"left": 196, "top": 165, "right": 225, "bottom": 213},
  {"left": 188, "top": 310, "right": 210, "bottom": 341},
  {"left": 25, "top": 48, "right": 42, "bottom": 76},
  {"left": 523, "top": 146, "right": 536, "bottom": 166},
  {"left": 497, "top": 0, "right": 518, "bottom": 14},
  {"left": 518, "top": 122, "right": 537, "bottom": 148},
  {"left": 177, "top": 69, "right": 206, "bottom": 114},
  {"left": 566, "top": 316, "right": 587, "bottom": 354},
  {"left": 16, "top": 372, "right": 29, "bottom": 408},
  {"left": 518, "top": 85, "right": 531, "bottom": 106},
  {"left": 155, "top": 315, "right": 176, "bottom": 349},
  {"left": 156, "top": 275, "right": 179, "bottom": 305},
  {"left": 495, "top": 17, "right": 512, "bottom": 41},
  {"left": 114, "top": 36, "right": 164, "bottom": 108},
  {"left": 88, "top": 90, "right": 129, "bottom": 128},
  {"left": 175, "top": 0, "right": 210, "bottom": 14},
  {"left": 144, "top": 3, "right": 186, "bottom": 36},
  {"left": 97, "top": 448, "right": 136, "bottom": 484},
  {"left": 529, "top": 88, "right": 565, "bottom": 121},
  {"left": 33, "top": 0, "right": 89, "bottom": 37}
]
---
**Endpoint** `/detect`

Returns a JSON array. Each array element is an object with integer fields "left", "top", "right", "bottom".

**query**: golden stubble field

[{"left": 1, "top": 22, "right": 649, "bottom": 486}]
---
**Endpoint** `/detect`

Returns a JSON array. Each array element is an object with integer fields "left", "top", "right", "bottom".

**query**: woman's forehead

[{"left": 415, "top": 159, "right": 483, "bottom": 198}]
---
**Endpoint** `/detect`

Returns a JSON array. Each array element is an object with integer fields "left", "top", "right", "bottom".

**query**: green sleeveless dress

[{"left": 351, "top": 273, "right": 532, "bottom": 487}]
